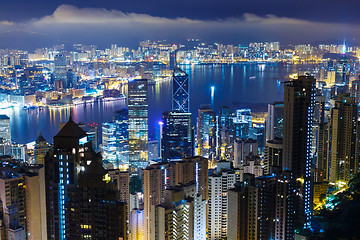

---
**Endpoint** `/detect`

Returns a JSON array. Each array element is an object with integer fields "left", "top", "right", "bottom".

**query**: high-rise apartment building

[
  {"left": 208, "top": 162, "right": 241, "bottom": 239},
  {"left": 329, "top": 94, "right": 358, "bottom": 185},
  {"left": 150, "top": 184, "right": 206, "bottom": 240},
  {"left": 128, "top": 79, "right": 148, "bottom": 172},
  {"left": 266, "top": 102, "right": 284, "bottom": 141},
  {"left": 283, "top": 75, "right": 315, "bottom": 228}
]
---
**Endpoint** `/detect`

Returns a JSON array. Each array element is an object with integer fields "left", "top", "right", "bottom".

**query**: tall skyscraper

[
  {"left": 283, "top": 75, "right": 315, "bottom": 229},
  {"left": 54, "top": 54, "right": 67, "bottom": 81},
  {"left": 0, "top": 115, "right": 11, "bottom": 155},
  {"left": 114, "top": 108, "right": 129, "bottom": 168},
  {"left": 266, "top": 102, "right": 284, "bottom": 141},
  {"left": 0, "top": 115, "right": 11, "bottom": 143},
  {"left": 102, "top": 122, "right": 118, "bottom": 166},
  {"left": 161, "top": 111, "right": 193, "bottom": 161},
  {"left": 197, "top": 105, "right": 216, "bottom": 160},
  {"left": 45, "top": 117, "right": 127, "bottom": 240},
  {"left": 329, "top": 94, "right": 358, "bottom": 185},
  {"left": 169, "top": 51, "right": 177, "bottom": 69},
  {"left": 128, "top": 79, "right": 148, "bottom": 172},
  {"left": 172, "top": 68, "right": 190, "bottom": 113}
]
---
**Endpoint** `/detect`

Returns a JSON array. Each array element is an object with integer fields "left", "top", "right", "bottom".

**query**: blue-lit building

[
  {"left": 172, "top": 68, "right": 190, "bottom": 113},
  {"left": 283, "top": 75, "right": 315, "bottom": 229},
  {"left": 197, "top": 105, "right": 216, "bottom": 160},
  {"left": 128, "top": 79, "right": 148, "bottom": 172},
  {"left": 45, "top": 117, "right": 127, "bottom": 240},
  {"left": 161, "top": 111, "right": 193, "bottom": 161}
]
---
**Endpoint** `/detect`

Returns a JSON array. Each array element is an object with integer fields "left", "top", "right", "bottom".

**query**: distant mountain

[{"left": 0, "top": 30, "right": 70, "bottom": 50}]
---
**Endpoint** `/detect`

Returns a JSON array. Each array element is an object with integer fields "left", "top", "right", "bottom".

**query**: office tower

[
  {"left": 326, "top": 70, "right": 336, "bottom": 86},
  {"left": 0, "top": 115, "right": 11, "bottom": 143},
  {"left": 233, "top": 139, "right": 258, "bottom": 168},
  {"left": 233, "top": 109, "right": 252, "bottom": 140},
  {"left": 66, "top": 160, "right": 127, "bottom": 239},
  {"left": 218, "top": 106, "right": 234, "bottom": 161},
  {"left": 329, "top": 94, "right": 358, "bottom": 185},
  {"left": 173, "top": 156, "right": 208, "bottom": 199},
  {"left": 351, "top": 79, "right": 360, "bottom": 104},
  {"left": 169, "top": 51, "right": 177, "bottom": 69},
  {"left": 208, "top": 162, "right": 241, "bottom": 239},
  {"left": 197, "top": 105, "right": 216, "bottom": 160},
  {"left": 264, "top": 139, "right": 283, "bottom": 174},
  {"left": 114, "top": 108, "right": 129, "bottom": 168},
  {"left": 143, "top": 162, "right": 170, "bottom": 240},
  {"left": 150, "top": 184, "right": 206, "bottom": 240},
  {"left": 102, "top": 122, "right": 118, "bottom": 166},
  {"left": 0, "top": 115, "right": 11, "bottom": 155},
  {"left": 128, "top": 79, "right": 148, "bottom": 172},
  {"left": 172, "top": 68, "right": 190, "bottom": 113},
  {"left": 283, "top": 75, "right": 316, "bottom": 228},
  {"left": 45, "top": 117, "right": 127, "bottom": 240},
  {"left": 266, "top": 102, "right": 284, "bottom": 141},
  {"left": 65, "top": 69, "right": 76, "bottom": 88},
  {"left": 130, "top": 209, "right": 144, "bottom": 240},
  {"left": 161, "top": 111, "right": 193, "bottom": 161},
  {"left": 148, "top": 140, "right": 159, "bottom": 161},
  {"left": 54, "top": 54, "right": 67, "bottom": 81},
  {"left": 34, "top": 133, "right": 50, "bottom": 165},
  {"left": 335, "top": 55, "right": 350, "bottom": 85}
]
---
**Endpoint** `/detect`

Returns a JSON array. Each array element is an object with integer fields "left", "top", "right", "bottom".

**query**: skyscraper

[
  {"left": 0, "top": 115, "right": 11, "bottom": 143},
  {"left": 208, "top": 161, "right": 241, "bottom": 239},
  {"left": 143, "top": 162, "right": 170, "bottom": 240},
  {"left": 197, "top": 105, "right": 216, "bottom": 160},
  {"left": 54, "top": 54, "right": 67, "bottom": 82},
  {"left": 283, "top": 75, "right": 315, "bottom": 229},
  {"left": 128, "top": 79, "right": 148, "bottom": 172},
  {"left": 172, "top": 68, "right": 190, "bottom": 113},
  {"left": 266, "top": 102, "right": 284, "bottom": 141},
  {"left": 329, "top": 94, "right": 358, "bottom": 185},
  {"left": 45, "top": 117, "right": 127, "bottom": 240},
  {"left": 114, "top": 108, "right": 129, "bottom": 168},
  {"left": 161, "top": 111, "right": 193, "bottom": 161}
]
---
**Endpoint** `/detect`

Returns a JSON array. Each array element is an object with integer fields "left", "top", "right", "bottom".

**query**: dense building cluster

[{"left": 0, "top": 40, "right": 359, "bottom": 240}]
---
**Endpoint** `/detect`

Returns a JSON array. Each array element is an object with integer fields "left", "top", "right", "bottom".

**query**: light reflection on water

[{"left": 1, "top": 63, "right": 310, "bottom": 144}]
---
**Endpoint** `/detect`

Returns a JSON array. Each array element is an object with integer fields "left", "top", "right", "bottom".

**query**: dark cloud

[{"left": 0, "top": 4, "right": 359, "bottom": 49}]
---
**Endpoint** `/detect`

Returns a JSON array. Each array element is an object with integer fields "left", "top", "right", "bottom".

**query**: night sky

[{"left": 0, "top": 0, "right": 360, "bottom": 49}]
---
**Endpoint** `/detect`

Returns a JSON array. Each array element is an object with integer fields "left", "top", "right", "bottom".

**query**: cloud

[
  {"left": 0, "top": 4, "right": 359, "bottom": 49},
  {"left": 34, "top": 4, "right": 202, "bottom": 25},
  {"left": 0, "top": 20, "right": 14, "bottom": 26}
]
